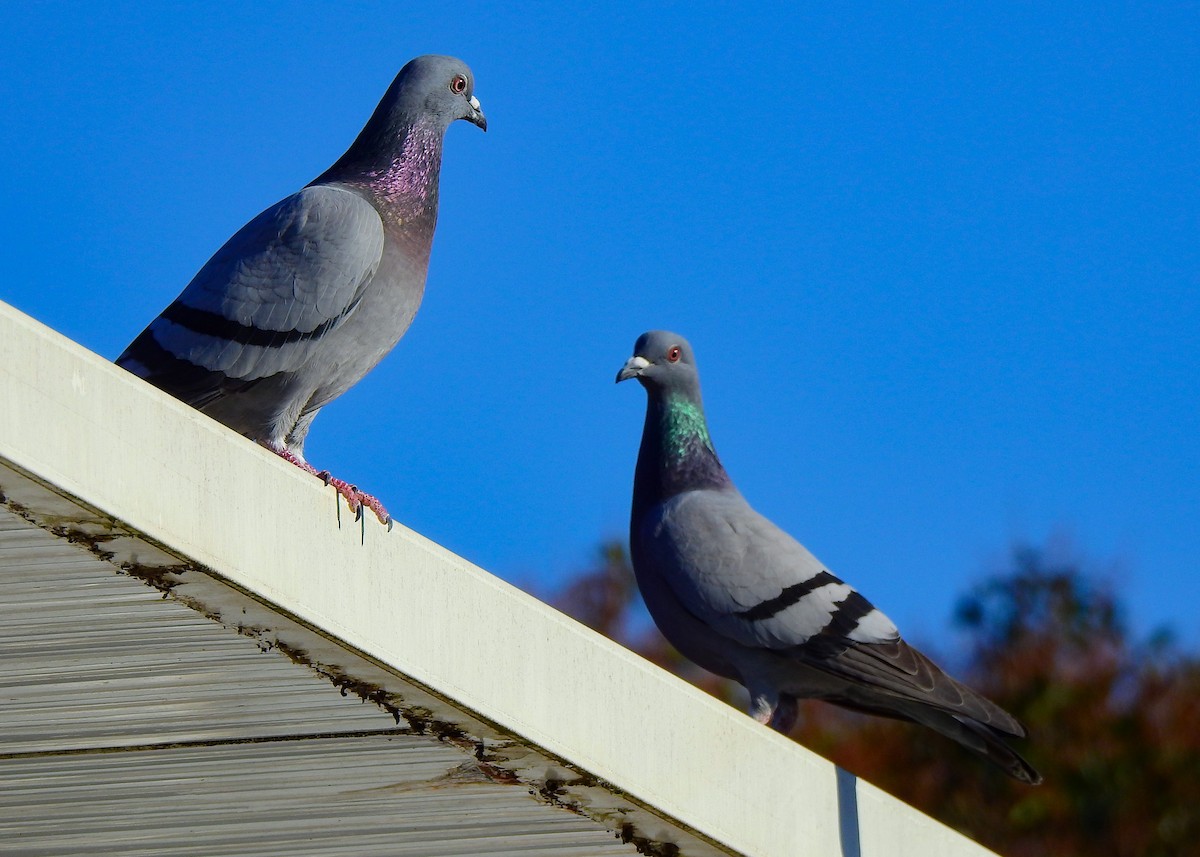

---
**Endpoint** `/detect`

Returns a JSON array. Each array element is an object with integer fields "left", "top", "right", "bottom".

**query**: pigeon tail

[{"left": 904, "top": 704, "right": 1043, "bottom": 785}]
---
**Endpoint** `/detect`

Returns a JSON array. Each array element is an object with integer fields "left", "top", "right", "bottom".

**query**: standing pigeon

[
  {"left": 117, "top": 55, "right": 487, "bottom": 525},
  {"left": 617, "top": 331, "right": 1040, "bottom": 784}
]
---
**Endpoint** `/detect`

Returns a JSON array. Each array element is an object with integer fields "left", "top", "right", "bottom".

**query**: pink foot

[
  {"left": 274, "top": 447, "right": 321, "bottom": 477},
  {"left": 271, "top": 447, "right": 393, "bottom": 530},
  {"left": 315, "top": 470, "right": 393, "bottom": 529}
]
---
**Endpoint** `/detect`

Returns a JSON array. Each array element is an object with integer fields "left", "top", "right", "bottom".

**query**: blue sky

[{"left": 3, "top": 3, "right": 1197, "bottom": 650}]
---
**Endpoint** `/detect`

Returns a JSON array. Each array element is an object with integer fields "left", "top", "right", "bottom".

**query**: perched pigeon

[
  {"left": 117, "top": 55, "right": 487, "bottom": 525},
  {"left": 617, "top": 331, "right": 1040, "bottom": 784}
]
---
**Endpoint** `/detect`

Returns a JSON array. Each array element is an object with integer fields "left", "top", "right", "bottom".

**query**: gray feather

[
  {"left": 644, "top": 489, "right": 896, "bottom": 651},
  {"left": 147, "top": 186, "right": 383, "bottom": 383}
]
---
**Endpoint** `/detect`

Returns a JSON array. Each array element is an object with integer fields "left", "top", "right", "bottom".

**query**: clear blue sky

[{"left": 3, "top": 4, "right": 1197, "bottom": 649}]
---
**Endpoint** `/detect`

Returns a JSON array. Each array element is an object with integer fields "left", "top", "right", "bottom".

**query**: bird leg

[
  {"left": 749, "top": 689, "right": 799, "bottom": 734},
  {"left": 272, "top": 446, "right": 322, "bottom": 476},
  {"left": 768, "top": 696, "right": 799, "bottom": 734},
  {"left": 749, "top": 689, "right": 778, "bottom": 725},
  {"left": 266, "top": 445, "right": 393, "bottom": 530}
]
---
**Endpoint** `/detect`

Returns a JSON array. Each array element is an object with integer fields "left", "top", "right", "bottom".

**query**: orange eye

[
  {"left": 666, "top": 346, "right": 681, "bottom": 363},
  {"left": 450, "top": 75, "right": 467, "bottom": 94}
]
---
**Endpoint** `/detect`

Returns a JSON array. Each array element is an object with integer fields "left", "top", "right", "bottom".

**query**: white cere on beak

[
  {"left": 617, "top": 354, "right": 653, "bottom": 383},
  {"left": 469, "top": 96, "right": 481, "bottom": 110}
]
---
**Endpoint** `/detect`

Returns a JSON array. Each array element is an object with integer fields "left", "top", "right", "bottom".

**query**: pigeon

[
  {"left": 117, "top": 55, "right": 487, "bottom": 525},
  {"left": 617, "top": 330, "right": 1040, "bottom": 784}
]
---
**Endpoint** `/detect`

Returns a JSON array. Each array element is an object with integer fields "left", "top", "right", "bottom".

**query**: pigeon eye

[
  {"left": 666, "top": 346, "right": 682, "bottom": 363},
  {"left": 450, "top": 75, "right": 468, "bottom": 94}
]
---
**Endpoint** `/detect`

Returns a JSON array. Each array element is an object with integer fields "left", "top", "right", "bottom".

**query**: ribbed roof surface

[{"left": 0, "top": 507, "right": 638, "bottom": 856}]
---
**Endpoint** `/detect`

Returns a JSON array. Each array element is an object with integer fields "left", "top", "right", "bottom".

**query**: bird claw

[
  {"left": 268, "top": 446, "right": 392, "bottom": 532},
  {"left": 355, "top": 491, "right": 392, "bottom": 528},
  {"left": 322, "top": 474, "right": 391, "bottom": 528}
]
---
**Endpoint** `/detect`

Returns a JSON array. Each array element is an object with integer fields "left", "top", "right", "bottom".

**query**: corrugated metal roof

[{"left": 0, "top": 506, "right": 641, "bottom": 856}]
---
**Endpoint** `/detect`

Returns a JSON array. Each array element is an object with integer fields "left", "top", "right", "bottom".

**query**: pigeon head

[
  {"left": 384, "top": 55, "right": 488, "bottom": 132},
  {"left": 320, "top": 55, "right": 485, "bottom": 198},
  {"left": 616, "top": 330, "right": 702, "bottom": 400},
  {"left": 619, "top": 331, "right": 730, "bottom": 501}
]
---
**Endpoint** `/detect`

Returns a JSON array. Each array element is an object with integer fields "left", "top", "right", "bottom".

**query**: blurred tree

[{"left": 552, "top": 540, "right": 1200, "bottom": 857}]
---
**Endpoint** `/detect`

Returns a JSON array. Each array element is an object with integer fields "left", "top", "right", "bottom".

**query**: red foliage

[{"left": 553, "top": 541, "right": 1200, "bottom": 857}]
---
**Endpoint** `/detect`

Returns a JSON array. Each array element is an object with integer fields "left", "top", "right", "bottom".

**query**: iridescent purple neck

[
  {"left": 316, "top": 115, "right": 444, "bottom": 222},
  {"left": 365, "top": 118, "right": 443, "bottom": 207}
]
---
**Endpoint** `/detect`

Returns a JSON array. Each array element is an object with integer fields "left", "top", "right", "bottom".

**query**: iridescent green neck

[
  {"left": 632, "top": 390, "right": 731, "bottom": 518},
  {"left": 660, "top": 393, "right": 715, "bottom": 461}
]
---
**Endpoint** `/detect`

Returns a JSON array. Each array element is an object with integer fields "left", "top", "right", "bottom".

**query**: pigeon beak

[
  {"left": 616, "top": 355, "right": 651, "bottom": 383},
  {"left": 467, "top": 96, "right": 487, "bottom": 131}
]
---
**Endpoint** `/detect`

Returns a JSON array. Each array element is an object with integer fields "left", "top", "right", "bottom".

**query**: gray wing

[
  {"left": 647, "top": 490, "right": 1024, "bottom": 734},
  {"left": 117, "top": 184, "right": 384, "bottom": 406},
  {"left": 648, "top": 489, "right": 900, "bottom": 651}
]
